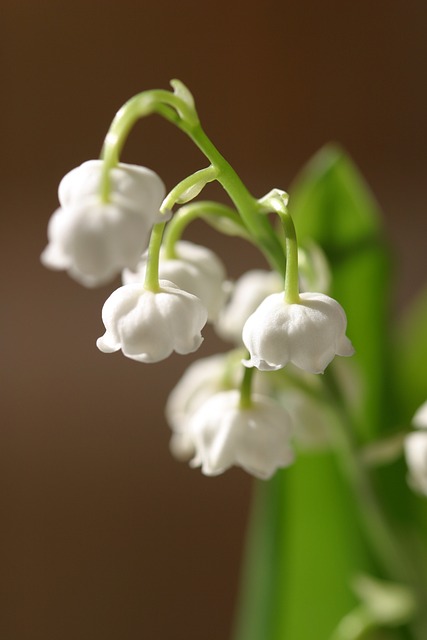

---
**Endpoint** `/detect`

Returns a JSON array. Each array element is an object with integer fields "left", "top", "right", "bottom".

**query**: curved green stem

[
  {"left": 161, "top": 165, "right": 218, "bottom": 212},
  {"left": 186, "top": 124, "right": 285, "bottom": 273},
  {"left": 97, "top": 82, "right": 285, "bottom": 273},
  {"left": 99, "top": 85, "right": 198, "bottom": 202},
  {"left": 258, "top": 189, "right": 300, "bottom": 303},
  {"left": 163, "top": 200, "right": 245, "bottom": 259},
  {"left": 143, "top": 222, "right": 166, "bottom": 292}
]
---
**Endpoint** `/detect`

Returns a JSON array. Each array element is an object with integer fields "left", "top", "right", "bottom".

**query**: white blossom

[
  {"left": 123, "top": 241, "right": 228, "bottom": 322},
  {"left": 166, "top": 353, "right": 271, "bottom": 461},
  {"left": 242, "top": 291, "right": 354, "bottom": 374},
  {"left": 41, "top": 160, "right": 166, "bottom": 287},
  {"left": 96, "top": 280, "right": 207, "bottom": 363},
  {"left": 216, "top": 269, "right": 283, "bottom": 345},
  {"left": 188, "top": 390, "right": 294, "bottom": 479}
]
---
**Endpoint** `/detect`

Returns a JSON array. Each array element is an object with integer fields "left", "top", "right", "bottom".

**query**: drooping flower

[
  {"left": 96, "top": 280, "right": 207, "bottom": 363},
  {"left": 242, "top": 291, "right": 354, "bottom": 374},
  {"left": 165, "top": 352, "right": 272, "bottom": 461},
  {"left": 123, "top": 240, "right": 228, "bottom": 322},
  {"left": 41, "top": 160, "right": 167, "bottom": 287},
  {"left": 188, "top": 390, "right": 294, "bottom": 479},
  {"left": 215, "top": 269, "right": 283, "bottom": 345}
]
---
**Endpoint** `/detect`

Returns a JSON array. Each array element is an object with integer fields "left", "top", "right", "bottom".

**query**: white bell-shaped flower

[
  {"left": 166, "top": 353, "right": 272, "bottom": 461},
  {"left": 216, "top": 269, "right": 283, "bottom": 345},
  {"left": 96, "top": 280, "right": 207, "bottom": 363},
  {"left": 188, "top": 390, "right": 294, "bottom": 479},
  {"left": 41, "top": 160, "right": 166, "bottom": 287},
  {"left": 242, "top": 291, "right": 354, "bottom": 374},
  {"left": 123, "top": 241, "right": 228, "bottom": 322}
]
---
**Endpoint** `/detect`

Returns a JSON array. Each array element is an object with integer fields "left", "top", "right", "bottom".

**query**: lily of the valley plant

[{"left": 42, "top": 80, "right": 427, "bottom": 639}]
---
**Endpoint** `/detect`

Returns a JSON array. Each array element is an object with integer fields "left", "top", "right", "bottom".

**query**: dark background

[{"left": 1, "top": 1, "right": 426, "bottom": 639}]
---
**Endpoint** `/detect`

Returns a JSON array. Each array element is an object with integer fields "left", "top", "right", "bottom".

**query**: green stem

[
  {"left": 277, "top": 210, "right": 300, "bottom": 304},
  {"left": 99, "top": 88, "right": 196, "bottom": 202},
  {"left": 186, "top": 124, "right": 285, "bottom": 273},
  {"left": 98, "top": 84, "right": 285, "bottom": 273},
  {"left": 161, "top": 166, "right": 218, "bottom": 212},
  {"left": 163, "top": 201, "right": 245, "bottom": 259},
  {"left": 143, "top": 222, "right": 166, "bottom": 292},
  {"left": 239, "top": 362, "right": 255, "bottom": 409}
]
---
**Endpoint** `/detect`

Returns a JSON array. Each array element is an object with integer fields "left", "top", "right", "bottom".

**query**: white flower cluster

[{"left": 42, "top": 160, "right": 355, "bottom": 479}]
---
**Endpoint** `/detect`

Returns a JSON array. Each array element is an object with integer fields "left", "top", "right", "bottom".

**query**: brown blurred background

[{"left": 1, "top": 1, "right": 426, "bottom": 639}]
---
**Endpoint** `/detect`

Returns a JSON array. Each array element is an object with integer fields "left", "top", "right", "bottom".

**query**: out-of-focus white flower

[
  {"left": 188, "top": 390, "right": 294, "bottom": 479},
  {"left": 412, "top": 401, "right": 427, "bottom": 429},
  {"left": 404, "top": 431, "right": 427, "bottom": 495},
  {"left": 123, "top": 241, "right": 228, "bottom": 322},
  {"left": 96, "top": 280, "right": 207, "bottom": 363},
  {"left": 41, "top": 160, "right": 166, "bottom": 287},
  {"left": 242, "top": 291, "right": 354, "bottom": 374},
  {"left": 166, "top": 353, "right": 272, "bottom": 460},
  {"left": 216, "top": 269, "right": 283, "bottom": 345}
]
